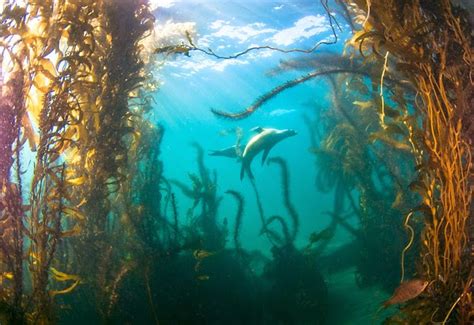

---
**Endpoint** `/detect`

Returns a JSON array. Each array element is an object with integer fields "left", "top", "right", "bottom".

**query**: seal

[{"left": 240, "top": 127, "right": 297, "bottom": 180}]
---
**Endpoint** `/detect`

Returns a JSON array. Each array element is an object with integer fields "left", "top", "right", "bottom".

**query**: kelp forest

[{"left": 0, "top": 0, "right": 472, "bottom": 324}]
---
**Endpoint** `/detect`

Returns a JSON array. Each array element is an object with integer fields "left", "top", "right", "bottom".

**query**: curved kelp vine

[
  {"left": 267, "top": 157, "right": 299, "bottom": 242},
  {"left": 211, "top": 68, "right": 367, "bottom": 120},
  {"left": 225, "top": 190, "right": 245, "bottom": 256}
]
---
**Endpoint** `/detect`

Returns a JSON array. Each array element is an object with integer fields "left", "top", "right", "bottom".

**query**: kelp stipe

[
  {"left": 267, "top": 157, "right": 299, "bottom": 242},
  {"left": 225, "top": 190, "right": 245, "bottom": 256},
  {"left": 0, "top": 70, "right": 26, "bottom": 323}
]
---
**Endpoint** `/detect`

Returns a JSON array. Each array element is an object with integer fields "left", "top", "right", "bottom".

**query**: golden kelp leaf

[
  {"left": 4, "top": 272, "right": 13, "bottom": 280},
  {"left": 21, "top": 113, "right": 38, "bottom": 151},
  {"left": 62, "top": 207, "right": 86, "bottom": 221},
  {"left": 49, "top": 280, "right": 80, "bottom": 297},
  {"left": 353, "top": 100, "right": 373, "bottom": 110},
  {"left": 76, "top": 124, "right": 89, "bottom": 144},
  {"left": 369, "top": 132, "right": 411, "bottom": 152},
  {"left": 60, "top": 224, "right": 82, "bottom": 238},
  {"left": 346, "top": 29, "right": 368, "bottom": 49},
  {"left": 49, "top": 267, "right": 81, "bottom": 297},
  {"left": 26, "top": 88, "right": 44, "bottom": 125},
  {"left": 30, "top": 251, "right": 41, "bottom": 265},
  {"left": 392, "top": 191, "right": 404, "bottom": 209},
  {"left": 50, "top": 267, "right": 81, "bottom": 282},
  {"left": 76, "top": 198, "right": 88, "bottom": 208},
  {"left": 38, "top": 58, "right": 57, "bottom": 80},
  {"left": 66, "top": 176, "right": 85, "bottom": 186},
  {"left": 32, "top": 68, "right": 52, "bottom": 92},
  {"left": 0, "top": 272, "right": 14, "bottom": 281},
  {"left": 62, "top": 125, "right": 77, "bottom": 141}
]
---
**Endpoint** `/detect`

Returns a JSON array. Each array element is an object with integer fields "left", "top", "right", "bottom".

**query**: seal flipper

[
  {"left": 240, "top": 162, "right": 254, "bottom": 180},
  {"left": 261, "top": 144, "right": 277, "bottom": 165},
  {"left": 251, "top": 126, "right": 264, "bottom": 133}
]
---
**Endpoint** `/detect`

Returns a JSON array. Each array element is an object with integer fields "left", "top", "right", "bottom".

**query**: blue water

[
  {"left": 147, "top": 1, "right": 393, "bottom": 323},
  {"left": 154, "top": 0, "right": 348, "bottom": 251}
]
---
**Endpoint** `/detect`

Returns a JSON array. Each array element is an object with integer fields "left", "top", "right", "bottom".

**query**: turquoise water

[
  {"left": 155, "top": 0, "right": 345, "bottom": 253},
  {"left": 146, "top": 1, "right": 395, "bottom": 323}
]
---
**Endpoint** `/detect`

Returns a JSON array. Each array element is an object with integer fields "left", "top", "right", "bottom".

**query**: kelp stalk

[
  {"left": 268, "top": 157, "right": 299, "bottom": 242},
  {"left": 225, "top": 190, "right": 245, "bottom": 255}
]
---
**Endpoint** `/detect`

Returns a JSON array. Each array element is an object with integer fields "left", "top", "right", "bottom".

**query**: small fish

[
  {"left": 383, "top": 279, "right": 429, "bottom": 308},
  {"left": 196, "top": 275, "right": 210, "bottom": 281},
  {"left": 268, "top": 109, "right": 296, "bottom": 117},
  {"left": 308, "top": 227, "right": 334, "bottom": 246},
  {"left": 193, "top": 249, "right": 215, "bottom": 260}
]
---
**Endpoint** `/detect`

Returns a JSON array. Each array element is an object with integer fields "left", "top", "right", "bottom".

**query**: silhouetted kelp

[
  {"left": 262, "top": 215, "right": 291, "bottom": 246},
  {"left": 267, "top": 157, "right": 299, "bottom": 242},
  {"left": 170, "top": 143, "right": 225, "bottom": 251},
  {"left": 262, "top": 244, "right": 328, "bottom": 324},
  {"left": 225, "top": 190, "right": 244, "bottom": 256}
]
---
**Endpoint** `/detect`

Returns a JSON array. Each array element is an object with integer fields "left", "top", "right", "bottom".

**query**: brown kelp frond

[
  {"left": 342, "top": 0, "right": 472, "bottom": 321},
  {"left": 225, "top": 190, "right": 245, "bottom": 255},
  {"left": 211, "top": 68, "right": 367, "bottom": 120},
  {"left": 267, "top": 157, "right": 299, "bottom": 242},
  {"left": 265, "top": 52, "right": 357, "bottom": 76}
]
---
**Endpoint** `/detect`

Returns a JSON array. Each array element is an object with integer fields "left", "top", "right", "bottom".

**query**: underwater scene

[{"left": 0, "top": 0, "right": 472, "bottom": 324}]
